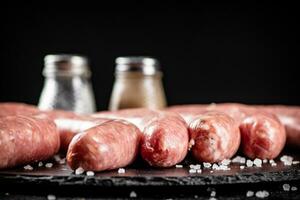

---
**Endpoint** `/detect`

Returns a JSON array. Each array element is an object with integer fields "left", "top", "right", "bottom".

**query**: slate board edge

[{"left": 1, "top": 168, "right": 299, "bottom": 187}]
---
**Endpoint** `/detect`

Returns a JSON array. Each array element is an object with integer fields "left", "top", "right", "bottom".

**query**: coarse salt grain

[
  {"left": 255, "top": 190, "right": 269, "bottom": 198},
  {"left": 210, "top": 191, "right": 216, "bottom": 197},
  {"left": 175, "top": 164, "right": 183, "bottom": 168},
  {"left": 292, "top": 161, "right": 300, "bottom": 165},
  {"left": 221, "top": 159, "right": 231, "bottom": 166},
  {"left": 271, "top": 163, "right": 277, "bottom": 167},
  {"left": 212, "top": 164, "right": 219, "bottom": 170},
  {"left": 232, "top": 156, "right": 246, "bottom": 164},
  {"left": 75, "top": 167, "right": 85, "bottom": 175},
  {"left": 38, "top": 162, "right": 43, "bottom": 167},
  {"left": 209, "top": 197, "right": 217, "bottom": 200},
  {"left": 283, "top": 183, "right": 290, "bottom": 191},
  {"left": 254, "top": 158, "right": 262, "bottom": 167},
  {"left": 118, "top": 168, "right": 126, "bottom": 174},
  {"left": 59, "top": 158, "right": 66, "bottom": 165},
  {"left": 246, "top": 160, "right": 253, "bottom": 167},
  {"left": 24, "top": 165, "right": 33, "bottom": 170},
  {"left": 47, "top": 194, "right": 56, "bottom": 200},
  {"left": 246, "top": 190, "right": 254, "bottom": 197},
  {"left": 54, "top": 155, "right": 61, "bottom": 162},
  {"left": 45, "top": 163, "right": 53, "bottom": 168},
  {"left": 189, "top": 169, "right": 196, "bottom": 174},
  {"left": 291, "top": 186, "right": 298, "bottom": 191},
  {"left": 280, "top": 155, "right": 293, "bottom": 165},
  {"left": 196, "top": 169, "right": 202, "bottom": 173},
  {"left": 263, "top": 159, "right": 268, "bottom": 163},
  {"left": 86, "top": 171, "right": 95, "bottom": 176},
  {"left": 240, "top": 166, "right": 245, "bottom": 169},
  {"left": 129, "top": 191, "right": 137, "bottom": 198},
  {"left": 203, "top": 162, "right": 212, "bottom": 168},
  {"left": 269, "top": 159, "right": 275, "bottom": 164}
]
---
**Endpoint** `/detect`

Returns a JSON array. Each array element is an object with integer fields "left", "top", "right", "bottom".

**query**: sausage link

[
  {"left": 93, "top": 109, "right": 189, "bottom": 167},
  {"left": 239, "top": 112, "right": 286, "bottom": 159},
  {"left": 188, "top": 112, "right": 240, "bottom": 163},
  {"left": 0, "top": 115, "right": 60, "bottom": 169},
  {"left": 67, "top": 120, "right": 141, "bottom": 171}
]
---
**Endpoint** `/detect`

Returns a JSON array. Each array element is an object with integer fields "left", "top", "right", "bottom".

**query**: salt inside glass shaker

[
  {"left": 109, "top": 56, "right": 167, "bottom": 111},
  {"left": 38, "top": 54, "right": 96, "bottom": 114}
]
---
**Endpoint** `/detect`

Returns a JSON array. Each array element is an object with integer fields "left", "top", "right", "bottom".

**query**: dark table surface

[{"left": 0, "top": 151, "right": 299, "bottom": 199}]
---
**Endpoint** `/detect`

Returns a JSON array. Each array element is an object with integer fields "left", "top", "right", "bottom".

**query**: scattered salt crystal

[
  {"left": 291, "top": 186, "right": 298, "bottom": 191},
  {"left": 189, "top": 169, "right": 197, "bottom": 174},
  {"left": 54, "top": 155, "right": 61, "bottom": 162},
  {"left": 75, "top": 167, "right": 85, "bottom": 175},
  {"left": 210, "top": 191, "right": 216, "bottom": 197},
  {"left": 269, "top": 159, "right": 275, "bottom": 164},
  {"left": 246, "top": 190, "right": 254, "bottom": 197},
  {"left": 209, "top": 197, "right": 217, "bottom": 200},
  {"left": 5, "top": 193, "right": 9, "bottom": 196},
  {"left": 255, "top": 190, "right": 269, "bottom": 198},
  {"left": 196, "top": 169, "right": 202, "bottom": 173},
  {"left": 283, "top": 183, "right": 290, "bottom": 191},
  {"left": 129, "top": 191, "right": 137, "bottom": 198},
  {"left": 271, "top": 163, "right": 277, "bottom": 167},
  {"left": 189, "top": 164, "right": 195, "bottom": 168},
  {"left": 210, "top": 170, "right": 214, "bottom": 173},
  {"left": 47, "top": 194, "right": 56, "bottom": 200},
  {"left": 221, "top": 159, "right": 231, "bottom": 166},
  {"left": 240, "top": 166, "right": 245, "bottom": 169},
  {"left": 280, "top": 155, "right": 293, "bottom": 165},
  {"left": 45, "top": 163, "right": 53, "bottom": 168},
  {"left": 292, "top": 161, "right": 300, "bottom": 165},
  {"left": 232, "top": 156, "right": 246, "bottom": 164},
  {"left": 254, "top": 158, "right": 262, "bottom": 167},
  {"left": 193, "top": 164, "right": 201, "bottom": 169},
  {"left": 203, "top": 162, "right": 212, "bottom": 168},
  {"left": 176, "top": 164, "right": 183, "bottom": 168},
  {"left": 24, "top": 165, "right": 33, "bottom": 170},
  {"left": 38, "top": 162, "right": 43, "bottom": 167},
  {"left": 59, "top": 158, "right": 66, "bottom": 165},
  {"left": 263, "top": 159, "right": 268, "bottom": 163},
  {"left": 194, "top": 195, "right": 198, "bottom": 198},
  {"left": 86, "top": 171, "right": 95, "bottom": 176},
  {"left": 212, "top": 164, "right": 219, "bottom": 170},
  {"left": 118, "top": 168, "right": 126, "bottom": 174},
  {"left": 246, "top": 160, "right": 253, "bottom": 167}
]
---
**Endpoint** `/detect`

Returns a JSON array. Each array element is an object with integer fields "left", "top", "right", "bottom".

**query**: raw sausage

[
  {"left": 0, "top": 114, "right": 60, "bottom": 169},
  {"left": 188, "top": 111, "right": 240, "bottom": 163},
  {"left": 0, "top": 102, "right": 39, "bottom": 117},
  {"left": 67, "top": 120, "right": 141, "bottom": 171},
  {"left": 239, "top": 112, "right": 286, "bottom": 159},
  {"left": 256, "top": 105, "right": 300, "bottom": 148},
  {"left": 168, "top": 104, "right": 288, "bottom": 159},
  {"left": 93, "top": 109, "right": 189, "bottom": 167}
]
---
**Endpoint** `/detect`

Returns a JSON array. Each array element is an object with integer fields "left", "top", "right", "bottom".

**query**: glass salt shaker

[
  {"left": 109, "top": 56, "right": 167, "bottom": 111},
  {"left": 38, "top": 54, "right": 96, "bottom": 114}
]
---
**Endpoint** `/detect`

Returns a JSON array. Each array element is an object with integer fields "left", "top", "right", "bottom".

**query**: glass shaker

[
  {"left": 38, "top": 54, "right": 96, "bottom": 114},
  {"left": 109, "top": 56, "right": 167, "bottom": 111}
]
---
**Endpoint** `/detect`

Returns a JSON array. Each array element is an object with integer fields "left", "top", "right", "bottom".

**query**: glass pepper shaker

[
  {"left": 38, "top": 54, "right": 96, "bottom": 114},
  {"left": 109, "top": 56, "right": 167, "bottom": 111}
]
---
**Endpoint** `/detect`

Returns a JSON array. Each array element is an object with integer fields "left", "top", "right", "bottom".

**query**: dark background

[{"left": 0, "top": 2, "right": 299, "bottom": 110}]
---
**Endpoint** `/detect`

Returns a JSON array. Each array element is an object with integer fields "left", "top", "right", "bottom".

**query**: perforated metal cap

[
  {"left": 43, "top": 54, "right": 91, "bottom": 77},
  {"left": 115, "top": 56, "right": 160, "bottom": 75}
]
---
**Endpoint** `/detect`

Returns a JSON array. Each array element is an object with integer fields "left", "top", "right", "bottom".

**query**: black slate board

[{"left": 0, "top": 152, "right": 300, "bottom": 199}]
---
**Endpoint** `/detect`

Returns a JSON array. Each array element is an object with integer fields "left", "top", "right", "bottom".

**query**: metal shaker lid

[
  {"left": 115, "top": 56, "right": 160, "bottom": 75},
  {"left": 43, "top": 54, "right": 91, "bottom": 77}
]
